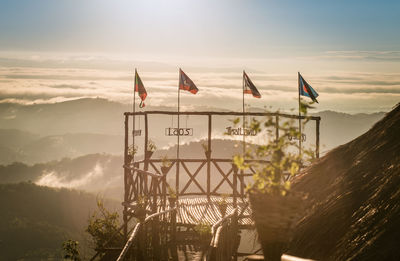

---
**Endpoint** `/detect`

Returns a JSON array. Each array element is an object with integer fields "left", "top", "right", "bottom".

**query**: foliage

[
  {"left": 132, "top": 195, "right": 149, "bottom": 219},
  {"left": 194, "top": 222, "right": 212, "bottom": 238},
  {"left": 167, "top": 184, "right": 177, "bottom": 199},
  {"left": 147, "top": 139, "right": 157, "bottom": 152},
  {"left": 128, "top": 144, "right": 138, "bottom": 156},
  {"left": 216, "top": 194, "right": 229, "bottom": 206},
  {"left": 161, "top": 155, "right": 172, "bottom": 168},
  {"left": 62, "top": 240, "right": 81, "bottom": 261},
  {"left": 201, "top": 143, "right": 209, "bottom": 152},
  {"left": 86, "top": 199, "right": 123, "bottom": 252},
  {"left": 216, "top": 194, "right": 229, "bottom": 216},
  {"left": 233, "top": 100, "right": 316, "bottom": 196}
]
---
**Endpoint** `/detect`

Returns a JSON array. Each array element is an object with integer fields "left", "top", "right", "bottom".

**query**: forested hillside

[{"left": 0, "top": 182, "right": 120, "bottom": 260}]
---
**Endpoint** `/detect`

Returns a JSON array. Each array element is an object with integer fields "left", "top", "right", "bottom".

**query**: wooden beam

[
  {"left": 180, "top": 161, "right": 207, "bottom": 194},
  {"left": 212, "top": 161, "right": 234, "bottom": 193},
  {"left": 124, "top": 110, "right": 321, "bottom": 121},
  {"left": 128, "top": 167, "right": 163, "bottom": 178},
  {"left": 131, "top": 158, "right": 269, "bottom": 164}
]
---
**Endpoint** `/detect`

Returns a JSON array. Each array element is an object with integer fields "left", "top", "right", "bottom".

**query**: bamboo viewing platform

[{"left": 91, "top": 110, "right": 321, "bottom": 261}]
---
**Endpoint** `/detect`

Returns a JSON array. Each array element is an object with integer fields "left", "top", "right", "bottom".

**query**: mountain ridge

[{"left": 0, "top": 98, "right": 386, "bottom": 164}]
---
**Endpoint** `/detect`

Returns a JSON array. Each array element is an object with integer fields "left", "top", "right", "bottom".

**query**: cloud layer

[{"left": 0, "top": 53, "right": 399, "bottom": 113}]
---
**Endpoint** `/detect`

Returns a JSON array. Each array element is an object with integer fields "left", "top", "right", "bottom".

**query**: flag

[
  {"left": 135, "top": 69, "right": 147, "bottom": 108},
  {"left": 243, "top": 71, "right": 261, "bottom": 98},
  {"left": 298, "top": 72, "right": 318, "bottom": 103},
  {"left": 179, "top": 68, "right": 198, "bottom": 94}
]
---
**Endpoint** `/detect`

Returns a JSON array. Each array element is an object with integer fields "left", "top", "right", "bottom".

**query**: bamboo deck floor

[{"left": 157, "top": 196, "right": 253, "bottom": 226}]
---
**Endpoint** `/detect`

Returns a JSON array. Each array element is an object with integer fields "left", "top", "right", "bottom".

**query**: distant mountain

[
  {"left": 312, "top": 110, "right": 385, "bottom": 152},
  {"left": 0, "top": 98, "right": 228, "bottom": 137},
  {"left": 0, "top": 145, "right": 20, "bottom": 165},
  {"left": 0, "top": 129, "right": 122, "bottom": 165},
  {"left": 0, "top": 98, "right": 127, "bottom": 136},
  {"left": 0, "top": 182, "right": 121, "bottom": 260},
  {"left": 0, "top": 129, "right": 39, "bottom": 164},
  {"left": 152, "top": 139, "right": 245, "bottom": 159},
  {"left": 0, "top": 139, "right": 244, "bottom": 199},
  {"left": 0, "top": 154, "right": 124, "bottom": 200},
  {"left": 19, "top": 132, "right": 122, "bottom": 164},
  {"left": 0, "top": 98, "right": 386, "bottom": 164},
  {"left": 0, "top": 129, "right": 39, "bottom": 148}
]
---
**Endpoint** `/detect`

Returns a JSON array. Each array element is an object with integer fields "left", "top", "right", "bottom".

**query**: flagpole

[
  {"left": 177, "top": 69, "right": 181, "bottom": 197},
  {"left": 132, "top": 68, "right": 137, "bottom": 162},
  {"left": 242, "top": 71, "right": 245, "bottom": 159},
  {"left": 298, "top": 72, "right": 302, "bottom": 159}
]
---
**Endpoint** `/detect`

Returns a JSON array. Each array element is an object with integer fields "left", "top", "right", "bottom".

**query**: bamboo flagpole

[
  {"left": 242, "top": 71, "right": 261, "bottom": 158},
  {"left": 297, "top": 72, "right": 319, "bottom": 161},
  {"left": 242, "top": 70, "right": 246, "bottom": 158},
  {"left": 176, "top": 69, "right": 181, "bottom": 197},
  {"left": 131, "top": 69, "right": 148, "bottom": 162},
  {"left": 176, "top": 69, "right": 199, "bottom": 196},
  {"left": 298, "top": 72, "right": 302, "bottom": 158},
  {"left": 132, "top": 68, "right": 137, "bottom": 162}
]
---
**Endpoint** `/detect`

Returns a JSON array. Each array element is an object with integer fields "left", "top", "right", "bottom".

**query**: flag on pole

[
  {"left": 298, "top": 72, "right": 319, "bottom": 103},
  {"left": 135, "top": 69, "right": 147, "bottom": 107},
  {"left": 243, "top": 71, "right": 261, "bottom": 98},
  {"left": 179, "top": 68, "right": 198, "bottom": 94}
]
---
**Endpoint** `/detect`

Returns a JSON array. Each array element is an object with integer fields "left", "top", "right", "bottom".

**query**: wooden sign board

[
  {"left": 288, "top": 133, "right": 306, "bottom": 142},
  {"left": 225, "top": 127, "right": 257, "bottom": 136},
  {"left": 165, "top": 127, "right": 193, "bottom": 136},
  {"left": 132, "top": 130, "right": 142, "bottom": 136}
]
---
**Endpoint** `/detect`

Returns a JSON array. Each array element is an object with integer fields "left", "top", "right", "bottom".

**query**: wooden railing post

[
  {"left": 152, "top": 177, "right": 160, "bottom": 260},
  {"left": 168, "top": 197, "right": 178, "bottom": 261},
  {"left": 144, "top": 113, "right": 149, "bottom": 159},
  {"left": 207, "top": 114, "right": 212, "bottom": 199},
  {"left": 144, "top": 113, "right": 149, "bottom": 198},
  {"left": 232, "top": 163, "right": 238, "bottom": 209},
  {"left": 123, "top": 113, "right": 129, "bottom": 241},
  {"left": 316, "top": 118, "right": 320, "bottom": 158},
  {"left": 232, "top": 209, "right": 239, "bottom": 261},
  {"left": 176, "top": 159, "right": 180, "bottom": 199}
]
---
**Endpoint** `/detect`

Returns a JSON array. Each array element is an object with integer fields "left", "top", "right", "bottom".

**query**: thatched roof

[{"left": 288, "top": 103, "right": 400, "bottom": 260}]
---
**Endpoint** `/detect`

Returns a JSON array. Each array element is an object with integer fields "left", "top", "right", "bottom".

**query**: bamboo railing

[{"left": 116, "top": 207, "right": 177, "bottom": 261}]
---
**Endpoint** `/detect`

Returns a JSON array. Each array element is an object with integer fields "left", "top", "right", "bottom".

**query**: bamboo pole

[
  {"left": 123, "top": 114, "right": 129, "bottom": 241},
  {"left": 316, "top": 118, "right": 320, "bottom": 158},
  {"left": 241, "top": 71, "right": 245, "bottom": 201},
  {"left": 242, "top": 70, "right": 245, "bottom": 159},
  {"left": 176, "top": 69, "right": 181, "bottom": 199},
  {"left": 207, "top": 114, "right": 212, "bottom": 199},
  {"left": 298, "top": 72, "right": 302, "bottom": 159},
  {"left": 133, "top": 68, "right": 137, "bottom": 162}
]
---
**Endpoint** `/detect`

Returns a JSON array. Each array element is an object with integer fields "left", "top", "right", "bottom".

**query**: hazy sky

[{"left": 0, "top": 0, "right": 399, "bottom": 113}]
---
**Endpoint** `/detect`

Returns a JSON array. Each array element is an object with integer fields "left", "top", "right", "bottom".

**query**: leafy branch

[{"left": 232, "top": 100, "right": 316, "bottom": 196}]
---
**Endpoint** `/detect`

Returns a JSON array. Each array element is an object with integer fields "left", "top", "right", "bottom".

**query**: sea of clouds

[{"left": 1, "top": 51, "right": 399, "bottom": 113}]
